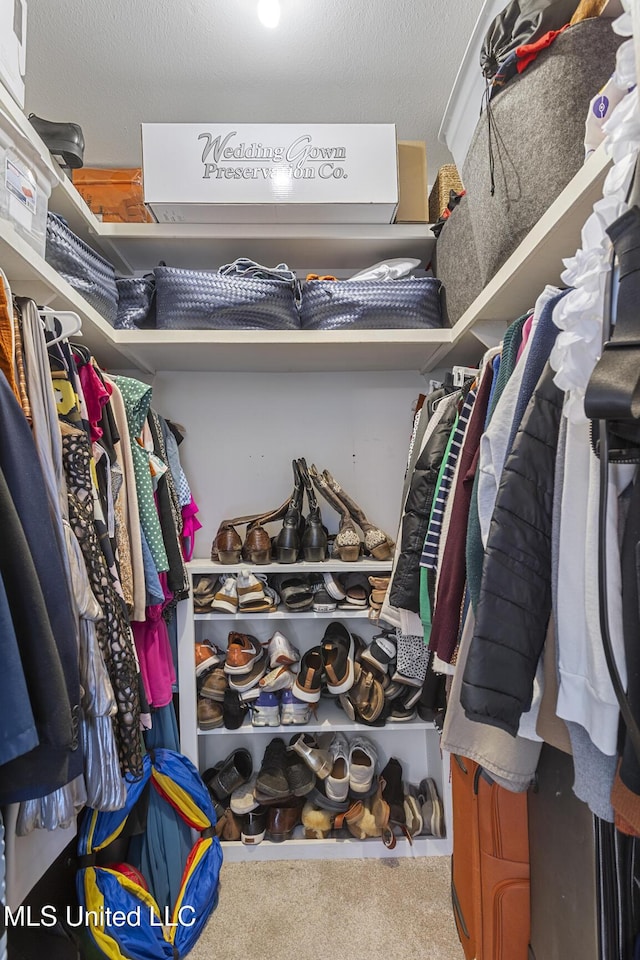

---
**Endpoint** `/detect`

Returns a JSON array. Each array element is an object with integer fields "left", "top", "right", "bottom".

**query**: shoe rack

[{"left": 177, "top": 558, "right": 453, "bottom": 863}]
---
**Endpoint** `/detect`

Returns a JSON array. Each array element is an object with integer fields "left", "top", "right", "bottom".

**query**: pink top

[
  {"left": 516, "top": 314, "right": 534, "bottom": 364},
  {"left": 78, "top": 360, "right": 112, "bottom": 442}
]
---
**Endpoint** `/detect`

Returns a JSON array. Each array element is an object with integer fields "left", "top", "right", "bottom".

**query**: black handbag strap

[
  {"left": 586, "top": 202, "right": 640, "bottom": 764},
  {"left": 585, "top": 205, "right": 640, "bottom": 424}
]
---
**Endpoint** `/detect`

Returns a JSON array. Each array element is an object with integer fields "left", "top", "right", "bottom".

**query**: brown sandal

[{"left": 349, "top": 662, "right": 385, "bottom": 723}]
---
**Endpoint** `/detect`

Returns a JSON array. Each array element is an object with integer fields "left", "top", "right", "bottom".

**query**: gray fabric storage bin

[
  {"left": 435, "top": 17, "right": 621, "bottom": 324},
  {"left": 465, "top": 18, "right": 620, "bottom": 285},
  {"left": 433, "top": 195, "right": 483, "bottom": 326}
]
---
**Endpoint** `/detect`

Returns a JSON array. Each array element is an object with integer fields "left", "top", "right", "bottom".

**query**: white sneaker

[
  {"left": 280, "top": 689, "right": 311, "bottom": 725},
  {"left": 259, "top": 665, "right": 296, "bottom": 692},
  {"left": 268, "top": 630, "right": 300, "bottom": 668},
  {"left": 251, "top": 692, "right": 281, "bottom": 727},
  {"left": 349, "top": 736, "right": 378, "bottom": 794},
  {"left": 325, "top": 732, "right": 350, "bottom": 802},
  {"left": 237, "top": 566, "right": 268, "bottom": 609},
  {"left": 211, "top": 576, "right": 238, "bottom": 614},
  {"left": 323, "top": 572, "right": 346, "bottom": 600}
]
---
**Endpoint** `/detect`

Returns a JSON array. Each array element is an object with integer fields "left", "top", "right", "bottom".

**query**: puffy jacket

[
  {"left": 389, "top": 391, "right": 459, "bottom": 613},
  {"left": 461, "top": 363, "right": 563, "bottom": 735}
]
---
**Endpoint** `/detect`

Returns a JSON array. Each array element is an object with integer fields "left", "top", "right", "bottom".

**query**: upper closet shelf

[
  {"left": 96, "top": 222, "right": 437, "bottom": 275},
  {"left": 0, "top": 69, "right": 613, "bottom": 376}
]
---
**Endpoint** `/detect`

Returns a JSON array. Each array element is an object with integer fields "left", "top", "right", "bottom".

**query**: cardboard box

[
  {"left": 396, "top": 141, "right": 428, "bottom": 222},
  {"left": 73, "top": 167, "right": 154, "bottom": 222},
  {"left": 142, "top": 123, "right": 398, "bottom": 224}
]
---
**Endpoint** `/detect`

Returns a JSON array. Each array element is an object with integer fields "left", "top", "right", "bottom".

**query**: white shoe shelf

[{"left": 177, "top": 560, "right": 453, "bottom": 861}]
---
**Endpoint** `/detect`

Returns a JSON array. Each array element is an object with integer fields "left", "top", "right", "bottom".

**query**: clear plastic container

[{"left": 0, "top": 103, "right": 54, "bottom": 257}]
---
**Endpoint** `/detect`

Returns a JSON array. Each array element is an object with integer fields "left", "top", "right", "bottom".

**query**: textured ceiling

[{"left": 24, "top": 0, "right": 484, "bottom": 176}]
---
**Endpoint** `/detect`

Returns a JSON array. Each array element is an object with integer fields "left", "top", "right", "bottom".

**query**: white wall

[{"left": 151, "top": 369, "right": 427, "bottom": 559}]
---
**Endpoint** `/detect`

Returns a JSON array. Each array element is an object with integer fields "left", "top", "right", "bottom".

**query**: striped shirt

[{"left": 420, "top": 384, "right": 477, "bottom": 570}]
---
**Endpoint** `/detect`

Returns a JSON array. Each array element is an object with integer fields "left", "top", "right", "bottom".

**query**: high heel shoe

[
  {"left": 297, "top": 458, "right": 328, "bottom": 562},
  {"left": 309, "top": 465, "right": 362, "bottom": 562},
  {"left": 274, "top": 461, "right": 304, "bottom": 563},
  {"left": 321, "top": 469, "right": 393, "bottom": 561}
]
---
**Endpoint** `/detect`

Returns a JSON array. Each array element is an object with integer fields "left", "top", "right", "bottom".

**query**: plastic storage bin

[{"left": 0, "top": 102, "right": 54, "bottom": 257}]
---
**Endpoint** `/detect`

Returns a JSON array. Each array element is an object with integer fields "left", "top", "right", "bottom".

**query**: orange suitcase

[{"left": 451, "top": 754, "right": 530, "bottom": 960}]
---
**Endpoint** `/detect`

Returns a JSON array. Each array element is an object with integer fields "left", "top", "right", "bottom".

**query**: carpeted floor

[{"left": 193, "top": 856, "right": 464, "bottom": 960}]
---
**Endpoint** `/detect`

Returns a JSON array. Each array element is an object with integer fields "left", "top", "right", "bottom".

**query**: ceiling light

[{"left": 257, "top": 0, "right": 280, "bottom": 28}]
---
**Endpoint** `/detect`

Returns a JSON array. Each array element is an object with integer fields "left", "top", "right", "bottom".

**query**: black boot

[
  {"left": 275, "top": 461, "right": 304, "bottom": 563},
  {"left": 298, "top": 457, "right": 328, "bottom": 562}
]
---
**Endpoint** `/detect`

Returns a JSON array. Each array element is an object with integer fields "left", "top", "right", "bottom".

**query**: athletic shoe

[
  {"left": 325, "top": 732, "right": 349, "bottom": 802},
  {"left": 323, "top": 572, "right": 346, "bottom": 600},
  {"left": 237, "top": 567, "right": 274, "bottom": 611},
  {"left": 194, "top": 640, "right": 225, "bottom": 678},
  {"left": 360, "top": 630, "right": 396, "bottom": 676},
  {"left": 224, "top": 633, "right": 264, "bottom": 674},
  {"left": 312, "top": 589, "right": 337, "bottom": 612},
  {"left": 348, "top": 736, "right": 378, "bottom": 795},
  {"left": 259, "top": 665, "right": 295, "bottom": 692},
  {"left": 251, "top": 691, "right": 281, "bottom": 727},
  {"left": 228, "top": 654, "right": 267, "bottom": 692},
  {"left": 321, "top": 622, "right": 355, "bottom": 695},
  {"left": 268, "top": 630, "right": 300, "bottom": 668},
  {"left": 280, "top": 688, "right": 311, "bottom": 725},
  {"left": 211, "top": 576, "right": 238, "bottom": 614},
  {"left": 419, "top": 778, "right": 445, "bottom": 838}
]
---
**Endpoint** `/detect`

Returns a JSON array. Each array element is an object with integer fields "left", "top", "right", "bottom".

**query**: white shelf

[
  {"left": 195, "top": 607, "right": 372, "bottom": 621},
  {"left": 189, "top": 558, "right": 393, "bottom": 575},
  {"left": 114, "top": 327, "right": 453, "bottom": 374},
  {"left": 97, "top": 221, "right": 436, "bottom": 275},
  {"left": 197, "top": 699, "right": 435, "bottom": 735},
  {"left": 220, "top": 833, "right": 450, "bottom": 862}
]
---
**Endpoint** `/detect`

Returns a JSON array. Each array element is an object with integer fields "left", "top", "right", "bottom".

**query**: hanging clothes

[{"left": 113, "top": 376, "right": 169, "bottom": 574}]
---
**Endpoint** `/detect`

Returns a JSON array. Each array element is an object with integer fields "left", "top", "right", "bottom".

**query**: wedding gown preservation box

[{"left": 141, "top": 123, "right": 398, "bottom": 224}]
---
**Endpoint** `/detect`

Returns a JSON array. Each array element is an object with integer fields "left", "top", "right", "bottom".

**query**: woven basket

[{"left": 428, "top": 164, "right": 464, "bottom": 223}]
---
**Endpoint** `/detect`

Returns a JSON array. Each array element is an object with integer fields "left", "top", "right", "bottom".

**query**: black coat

[
  {"left": 461, "top": 363, "right": 563, "bottom": 735},
  {"left": 0, "top": 372, "right": 81, "bottom": 802},
  {"left": 389, "top": 392, "right": 459, "bottom": 613}
]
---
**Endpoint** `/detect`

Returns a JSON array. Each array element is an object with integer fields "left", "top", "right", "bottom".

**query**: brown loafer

[
  {"left": 200, "top": 667, "right": 227, "bottom": 702},
  {"left": 267, "top": 798, "right": 304, "bottom": 842},
  {"left": 197, "top": 696, "right": 223, "bottom": 730}
]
